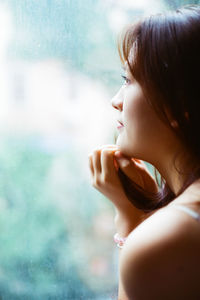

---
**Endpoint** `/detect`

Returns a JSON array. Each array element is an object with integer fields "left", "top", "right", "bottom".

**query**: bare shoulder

[{"left": 120, "top": 204, "right": 200, "bottom": 300}]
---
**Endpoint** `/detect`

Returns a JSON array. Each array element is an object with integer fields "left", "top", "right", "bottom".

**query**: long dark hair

[{"left": 117, "top": 5, "right": 200, "bottom": 213}]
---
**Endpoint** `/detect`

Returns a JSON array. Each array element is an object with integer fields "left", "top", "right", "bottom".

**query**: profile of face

[{"left": 111, "top": 64, "right": 177, "bottom": 163}]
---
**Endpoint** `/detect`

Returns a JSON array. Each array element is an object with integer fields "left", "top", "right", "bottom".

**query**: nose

[{"left": 111, "top": 88, "right": 123, "bottom": 111}]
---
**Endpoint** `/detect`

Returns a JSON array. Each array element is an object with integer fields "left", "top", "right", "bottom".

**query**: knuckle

[
  {"left": 94, "top": 177, "right": 101, "bottom": 187},
  {"left": 95, "top": 148, "right": 101, "bottom": 153},
  {"left": 101, "top": 148, "right": 108, "bottom": 155},
  {"left": 90, "top": 148, "right": 99, "bottom": 156},
  {"left": 92, "top": 150, "right": 97, "bottom": 156},
  {"left": 101, "top": 148, "right": 113, "bottom": 158}
]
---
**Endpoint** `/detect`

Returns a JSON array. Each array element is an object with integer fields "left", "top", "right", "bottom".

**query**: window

[{"left": 0, "top": 0, "right": 174, "bottom": 299}]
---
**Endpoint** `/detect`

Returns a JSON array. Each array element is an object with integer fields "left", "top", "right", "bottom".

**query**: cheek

[
  {"left": 117, "top": 84, "right": 167, "bottom": 157},
  {"left": 123, "top": 91, "right": 162, "bottom": 144},
  {"left": 116, "top": 91, "right": 146, "bottom": 155},
  {"left": 123, "top": 89, "right": 146, "bottom": 128}
]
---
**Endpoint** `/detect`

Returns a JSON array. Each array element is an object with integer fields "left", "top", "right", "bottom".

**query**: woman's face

[{"left": 112, "top": 64, "right": 173, "bottom": 162}]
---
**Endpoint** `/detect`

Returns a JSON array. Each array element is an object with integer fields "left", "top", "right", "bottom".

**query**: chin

[
  {"left": 116, "top": 136, "right": 143, "bottom": 159},
  {"left": 116, "top": 137, "right": 133, "bottom": 158}
]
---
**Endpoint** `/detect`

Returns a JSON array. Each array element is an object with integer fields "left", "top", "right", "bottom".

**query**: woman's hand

[{"left": 88, "top": 145, "right": 158, "bottom": 234}]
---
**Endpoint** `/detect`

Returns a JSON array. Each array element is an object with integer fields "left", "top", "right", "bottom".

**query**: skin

[
  {"left": 88, "top": 63, "right": 200, "bottom": 299},
  {"left": 112, "top": 64, "right": 197, "bottom": 196}
]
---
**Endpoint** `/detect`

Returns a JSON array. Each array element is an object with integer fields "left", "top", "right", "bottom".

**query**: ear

[
  {"left": 164, "top": 107, "right": 179, "bottom": 129},
  {"left": 164, "top": 107, "right": 189, "bottom": 129},
  {"left": 170, "top": 120, "right": 179, "bottom": 128},
  {"left": 184, "top": 111, "right": 189, "bottom": 120}
]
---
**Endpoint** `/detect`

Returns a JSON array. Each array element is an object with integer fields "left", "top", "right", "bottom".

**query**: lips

[{"left": 117, "top": 120, "right": 124, "bottom": 129}]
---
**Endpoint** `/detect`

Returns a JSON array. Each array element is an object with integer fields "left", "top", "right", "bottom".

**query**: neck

[{"left": 152, "top": 148, "right": 196, "bottom": 196}]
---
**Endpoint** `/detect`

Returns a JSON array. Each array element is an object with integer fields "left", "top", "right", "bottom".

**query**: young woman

[{"left": 88, "top": 5, "right": 200, "bottom": 300}]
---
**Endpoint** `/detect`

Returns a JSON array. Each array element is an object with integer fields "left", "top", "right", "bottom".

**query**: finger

[
  {"left": 93, "top": 144, "right": 119, "bottom": 151},
  {"left": 115, "top": 151, "right": 148, "bottom": 172},
  {"left": 114, "top": 152, "right": 144, "bottom": 188},
  {"left": 133, "top": 158, "right": 144, "bottom": 164},
  {"left": 100, "top": 144, "right": 118, "bottom": 148},
  {"left": 132, "top": 158, "right": 148, "bottom": 171},
  {"left": 88, "top": 154, "right": 94, "bottom": 176},
  {"left": 93, "top": 150, "right": 102, "bottom": 174},
  {"left": 114, "top": 151, "right": 132, "bottom": 167},
  {"left": 133, "top": 159, "right": 155, "bottom": 180},
  {"left": 101, "top": 149, "right": 117, "bottom": 176},
  {"left": 117, "top": 157, "right": 137, "bottom": 174}
]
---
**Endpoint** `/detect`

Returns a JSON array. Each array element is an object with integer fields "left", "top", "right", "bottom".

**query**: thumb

[
  {"left": 114, "top": 151, "right": 145, "bottom": 188},
  {"left": 114, "top": 151, "right": 158, "bottom": 193},
  {"left": 114, "top": 151, "right": 131, "bottom": 168}
]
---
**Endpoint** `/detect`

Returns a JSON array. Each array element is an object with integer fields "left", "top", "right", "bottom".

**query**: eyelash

[{"left": 121, "top": 75, "right": 131, "bottom": 85}]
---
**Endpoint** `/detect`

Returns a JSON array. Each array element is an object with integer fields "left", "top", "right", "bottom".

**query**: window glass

[{"left": 0, "top": 0, "right": 178, "bottom": 299}]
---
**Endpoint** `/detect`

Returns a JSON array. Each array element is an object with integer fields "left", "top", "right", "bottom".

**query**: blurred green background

[{"left": 0, "top": 0, "right": 199, "bottom": 299}]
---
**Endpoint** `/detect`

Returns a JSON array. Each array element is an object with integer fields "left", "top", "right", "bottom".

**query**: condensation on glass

[{"left": 0, "top": 0, "right": 165, "bottom": 299}]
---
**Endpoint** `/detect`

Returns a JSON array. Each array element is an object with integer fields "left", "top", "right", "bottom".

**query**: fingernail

[
  {"left": 114, "top": 151, "right": 129, "bottom": 162},
  {"left": 114, "top": 151, "right": 130, "bottom": 166},
  {"left": 117, "top": 157, "right": 130, "bottom": 167},
  {"left": 114, "top": 151, "right": 123, "bottom": 159}
]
